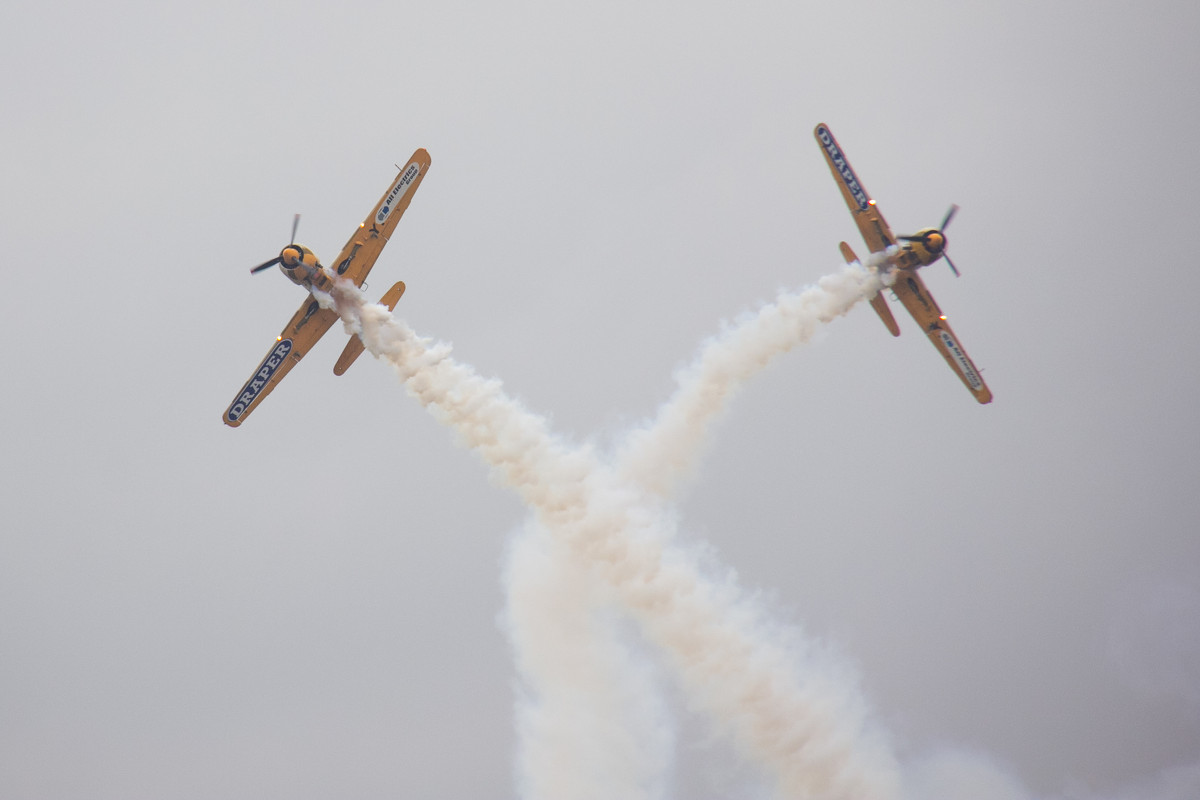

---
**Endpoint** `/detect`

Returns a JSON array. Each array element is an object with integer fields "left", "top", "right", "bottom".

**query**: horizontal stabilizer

[
  {"left": 840, "top": 241, "right": 900, "bottom": 337},
  {"left": 333, "top": 281, "right": 406, "bottom": 376},
  {"left": 869, "top": 293, "right": 901, "bottom": 338}
]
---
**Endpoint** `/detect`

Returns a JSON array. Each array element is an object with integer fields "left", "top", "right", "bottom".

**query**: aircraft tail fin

[
  {"left": 840, "top": 242, "right": 900, "bottom": 337},
  {"left": 333, "top": 281, "right": 406, "bottom": 375}
]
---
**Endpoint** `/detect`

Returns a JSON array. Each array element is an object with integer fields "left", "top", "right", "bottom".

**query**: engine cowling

[
  {"left": 278, "top": 245, "right": 322, "bottom": 285},
  {"left": 899, "top": 228, "right": 947, "bottom": 268}
]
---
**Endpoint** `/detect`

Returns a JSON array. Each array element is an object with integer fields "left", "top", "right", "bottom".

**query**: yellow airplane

[
  {"left": 223, "top": 148, "right": 431, "bottom": 427},
  {"left": 814, "top": 124, "right": 992, "bottom": 404}
]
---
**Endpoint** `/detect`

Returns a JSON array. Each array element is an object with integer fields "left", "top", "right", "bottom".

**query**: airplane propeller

[
  {"left": 249, "top": 214, "right": 302, "bottom": 274},
  {"left": 249, "top": 256, "right": 282, "bottom": 274},
  {"left": 897, "top": 204, "right": 961, "bottom": 277},
  {"left": 940, "top": 204, "right": 958, "bottom": 230},
  {"left": 942, "top": 252, "right": 961, "bottom": 278}
]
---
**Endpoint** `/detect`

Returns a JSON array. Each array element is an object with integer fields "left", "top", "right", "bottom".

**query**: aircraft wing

[
  {"left": 814, "top": 124, "right": 896, "bottom": 254},
  {"left": 222, "top": 294, "right": 340, "bottom": 426},
  {"left": 328, "top": 148, "right": 431, "bottom": 289},
  {"left": 890, "top": 272, "right": 993, "bottom": 404}
]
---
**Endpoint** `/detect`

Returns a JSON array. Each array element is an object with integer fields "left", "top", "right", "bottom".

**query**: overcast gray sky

[{"left": 2, "top": 1, "right": 1198, "bottom": 798}]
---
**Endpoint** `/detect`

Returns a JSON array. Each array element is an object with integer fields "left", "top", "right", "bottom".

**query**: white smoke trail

[
  {"left": 569, "top": 479, "right": 900, "bottom": 800},
  {"left": 320, "top": 265, "right": 898, "bottom": 799},
  {"left": 503, "top": 521, "right": 674, "bottom": 800},
  {"left": 617, "top": 261, "right": 886, "bottom": 499}
]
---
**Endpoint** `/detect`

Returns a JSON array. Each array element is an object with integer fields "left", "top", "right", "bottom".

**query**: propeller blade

[
  {"left": 944, "top": 253, "right": 961, "bottom": 277},
  {"left": 897, "top": 234, "right": 921, "bottom": 242},
  {"left": 940, "top": 204, "right": 959, "bottom": 231},
  {"left": 290, "top": 213, "right": 301, "bottom": 245},
  {"left": 250, "top": 256, "right": 282, "bottom": 274}
]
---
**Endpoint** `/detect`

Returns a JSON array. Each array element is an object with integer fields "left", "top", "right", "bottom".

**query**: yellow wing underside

[
  {"left": 891, "top": 273, "right": 992, "bottom": 404},
  {"left": 222, "top": 299, "right": 339, "bottom": 427},
  {"left": 814, "top": 124, "right": 895, "bottom": 254},
  {"left": 328, "top": 149, "right": 431, "bottom": 290}
]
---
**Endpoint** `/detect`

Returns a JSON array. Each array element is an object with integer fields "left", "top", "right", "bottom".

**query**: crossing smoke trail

[
  {"left": 496, "top": 259, "right": 891, "bottom": 798},
  {"left": 320, "top": 264, "right": 898, "bottom": 799},
  {"left": 503, "top": 261, "right": 891, "bottom": 799}
]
